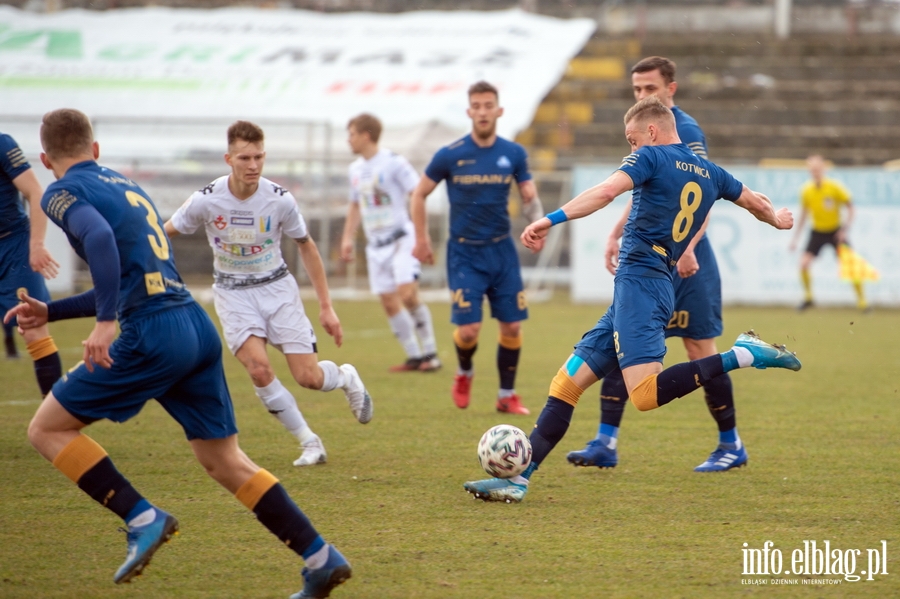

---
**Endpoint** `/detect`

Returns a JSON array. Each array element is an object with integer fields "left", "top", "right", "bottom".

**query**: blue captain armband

[{"left": 546, "top": 209, "right": 568, "bottom": 226}]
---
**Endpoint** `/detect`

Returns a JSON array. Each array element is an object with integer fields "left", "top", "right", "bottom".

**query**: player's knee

[
  {"left": 455, "top": 323, "right": 480, "bottom": 345},
  {"left": 246, "top": 364, "right": 275, "bottom": 387},
  {"left": 630, "top": 375, "right": 660, "bottom": 412},
  {"left": 499, "top": 321, "right": 521, "bottom": 338}
]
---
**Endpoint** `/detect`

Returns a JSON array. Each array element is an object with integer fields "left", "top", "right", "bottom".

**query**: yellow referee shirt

[{"left": 800, "top": 178, "right": 852, "bottom": 232}]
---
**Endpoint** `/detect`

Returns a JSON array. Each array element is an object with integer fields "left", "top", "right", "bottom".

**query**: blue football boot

[
  {"left": 463, "top": 477, "right": 528, "bottom": 503},
  {"left": 566, "top": 439, "right": 618, "bottom": 468},
  {"left": 694, "top": 445, "right": 749, "bottom": 472},
  {"left": 290, "top": 545, "right": 352, "bottom": 599},
  {"left": 113, "top": 508, "right": 179, "bottom": 584},
  {"left": 734, "top": 330, "right": 801, "bottom": 371}
]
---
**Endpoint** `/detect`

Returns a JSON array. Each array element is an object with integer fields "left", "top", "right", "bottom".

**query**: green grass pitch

[{"left": 1, "top": 298, "right": 897, "bottom": 598}]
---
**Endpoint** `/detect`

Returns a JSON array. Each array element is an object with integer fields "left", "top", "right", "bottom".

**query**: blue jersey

[
  {"left": 0, "top": 133, "right": 31, "bottom": 237},
  {"left": 42, "top": 161, "right": 192, "bottom": 323},
  {"left": 424, "top": 134, "right": 531, "bottom": 241},
  {"left": 616, "top": 144, "right": 743, "bottom": 280},
  {"left": 672, "top": 106, "right": 707, "bottom": 159}
]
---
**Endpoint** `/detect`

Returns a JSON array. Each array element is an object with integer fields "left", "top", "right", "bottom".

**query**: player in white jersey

[
  {"left": 341, "top": 113, "right": 440, "bottom": 372},
  {"left": 164, "top": 121, "right": 373, "bottom": 468}
]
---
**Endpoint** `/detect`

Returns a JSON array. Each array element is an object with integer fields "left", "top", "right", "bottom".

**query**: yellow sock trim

[
  {"left": 235, "top": 469, "right": 279, "bottom": 511},
  {"left": 52, "top": 434, "right": 108, "bottom": 484},
  {"left": 630, "top": 374, "right": 660, "bottom": 412},
  {"left": 27, "top": 336, "right": 58, "bottom": 361},
  {"left": 453, "top": 328, "right": 478, "bottom": 350},
  {"left": 853, "top": 282, "right": 866, "bottom": 308},
  {"left": 549, "top": 368, "right": 584, "bottom": 407},
  {"left": 498, "top": 332, "right": 522, "bottom": 350}
]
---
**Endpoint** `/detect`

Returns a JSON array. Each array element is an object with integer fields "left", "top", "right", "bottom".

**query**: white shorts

[
  {"left": 365, "top": 224, "right": 420, "bottom": 295},
  {"left": 213, "top": 274, "right": 317, "bottom": 355}
]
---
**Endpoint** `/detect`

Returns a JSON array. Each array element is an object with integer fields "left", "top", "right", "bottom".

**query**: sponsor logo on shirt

[
  {"left": 457, "top": 159, "right": 476, "bottom": 167},
  {"left": 231, "top": 217, "right": 254, "bottom": 226},
  {"left": 497, "top": 156, "right": 511, "bottom": 168},
  {"left": 259, "top": 216, "right": 271, "bottom": 232},
  {"left": 214, "top": 215, "right": 227, "bottom": 230}
]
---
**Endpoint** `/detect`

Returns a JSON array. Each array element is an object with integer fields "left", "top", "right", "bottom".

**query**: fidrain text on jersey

[
  {"left": 214, "top": 237, "right": 275, "bottom": 256},
  {"left": 451, "top": 174, "right": 513, "bottom": 185}
]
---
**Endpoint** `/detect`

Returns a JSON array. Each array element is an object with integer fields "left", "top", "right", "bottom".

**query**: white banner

[
  {"left": 571, "top": 165, "right": 900, "bottom": 307},
  {"left": 0, "top": 6, "right": 594, "bottom": 138}
]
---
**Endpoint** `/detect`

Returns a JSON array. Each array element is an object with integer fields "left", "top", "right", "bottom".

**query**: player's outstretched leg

[
  {"left": 567, "top": 368, "right": 625, "bottom": 468},
  {"left": 411, "top": 303, "right": 441, "bottom": 372},
  {"left": 630, "top": 331, "right": 800, "bottom": 412},
  {"left": 254, "top": 377, "right": 327, "bottom": 466}
]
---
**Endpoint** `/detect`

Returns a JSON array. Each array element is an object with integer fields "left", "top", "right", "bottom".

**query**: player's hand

[
  {"left": 3, "top": 291, "right": 48, "bottom": 330},
  {"left": 29, "top": 243, "right": 60, "bottom": 280},
  {"left": 835, "top": 228, "right": 847, "bottom": 245},
  {"left": 320, "top": 306, "right": 343, "bottom": 348},
  {"left": 339, "top": 239, "right": 354, "bottom": 262},
  {"left": 604, "top": 237, "right": 620, "bottom": 276},
  {"left": 82, "top": 320, "right": 117, "bottom": 373},
  {"left": 676, "top": 249, "right": 700, "bottom": 279},
  {"left": 520, "top": 217, "right": 551, "bottom": 253},
  {"left": 773, "top": 208, "right": 794, "bottom": 230},
  {"left": 413, "top": 236, "right": 434, "bottom": 265}
]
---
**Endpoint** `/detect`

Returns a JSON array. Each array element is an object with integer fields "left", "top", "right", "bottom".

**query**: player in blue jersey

[
  {"left": 3, "top": 110, "right": 352, "bottom": 598},
  {"left": 463, "top": 96, "right": 800, "bottom": 504},
  {"left": 411, "top": 81, "right": 545, "bottom": 415},
  {"left": 0, "top": 132, "right": 62, "bottom": 392},
  {"left": 567, "top": 56, "right": 746, "bottom": 473}
]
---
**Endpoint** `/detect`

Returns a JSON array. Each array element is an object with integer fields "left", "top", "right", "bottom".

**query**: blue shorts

[
  {"left": 446, "top": 236, "right": 528, "bottom": 325},
  {"left": 574, "top": 275, "right": 673, "bottom": 377},
  {"left": 53, "top": 302, "right": 237, "bottom": 441},
  {"left": 668, "top": 236, "right": 723, "bottom": 340},
  {"left": 0, "top": 229, "right": 51, "bottom": 323}
]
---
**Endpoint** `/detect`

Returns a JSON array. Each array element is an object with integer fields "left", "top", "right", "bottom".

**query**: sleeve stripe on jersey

[{"left": 621, "top": 153, "right": 638, "bottom": 166}]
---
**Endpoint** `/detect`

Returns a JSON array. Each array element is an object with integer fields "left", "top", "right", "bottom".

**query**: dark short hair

[
  {"left": 624, "top": 94, "right": 674, "bottom": 126},
  {"left": 631, "top": 56, "right": 677, "bottom": 85},
  {"left": 347, "top": 113, "right": 382, "bottom": 143},
  {"left": 227, "top": 121, "right": 265, "bottom": 147},
  {"left": 40, "top": 109, "right": 94, "bottom": 159},
  {"left": 468, "top": 80, "right": 499, "bottom": 100}
]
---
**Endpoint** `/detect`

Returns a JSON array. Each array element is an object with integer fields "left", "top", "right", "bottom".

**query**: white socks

[
  {"left": 254, "top": 378, "right": 315, "bottom": 444},
  {"left": 305, "top": 544, "right": 330, "bottom": 569},
  {"left": 388, "top": 310, "right": 422, "bottom": 359},
  {"left": 318, "top": 360, "right": 345, "bottom": 391},
  {"left": 410, "top": 304, "right": 438, "bottom": 355},
  {"left": 732, "top": 346, "right": 754, "bottom": 368},
  {"left": 127, "top": 507, "right": 156, "bottom": 528}
]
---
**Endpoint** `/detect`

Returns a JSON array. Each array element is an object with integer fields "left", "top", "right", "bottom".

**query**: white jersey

[
  {"left": 348, "top": 148, "right": 419, "bottom": 244},
  {"left": 170, "top": 175, "right": 307, "bottom": 278}
]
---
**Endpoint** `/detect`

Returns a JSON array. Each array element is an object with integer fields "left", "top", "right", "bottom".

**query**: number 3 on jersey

[
  {"left": 126, "top": 190, "right": 170, "bottom": 260},
  {"left": 672, "top": 182, "right": 702, "bottom": 243}
]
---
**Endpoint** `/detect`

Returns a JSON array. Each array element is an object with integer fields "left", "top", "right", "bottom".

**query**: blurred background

[{"left": 3, "top": 0, "right": 898, "bottom": 306}]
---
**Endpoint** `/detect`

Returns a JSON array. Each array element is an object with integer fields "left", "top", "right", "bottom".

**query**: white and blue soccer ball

[{"left": 477, "top": 424, "right": 532, "bottom": 478}]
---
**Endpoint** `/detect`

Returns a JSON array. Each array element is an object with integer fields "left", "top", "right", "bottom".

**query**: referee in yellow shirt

[{"left": 790, "top": 154, "right": 866, "bottom": 311}]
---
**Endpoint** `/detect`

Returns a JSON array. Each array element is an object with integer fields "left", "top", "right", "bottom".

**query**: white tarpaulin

[{"left": 0, "top": 6, "right": 595, "bottom": 139}]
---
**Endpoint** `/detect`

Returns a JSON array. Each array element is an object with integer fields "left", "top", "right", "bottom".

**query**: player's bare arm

[
  {"left": 518, "top": 180, "right": 544, "bottom": 223},
  {"left": 734, "top": 187, "right": 793, "bottom": 230},
  {"left": 522, "top": 170, "right": 634, "bottom": 252},
  {"left": 837, "top": 201, "right": 854, "bottom": 244},
  {"left": 676, "top": 213, "right": 711, "bottom": 278},
  {"left": 410, "top": 175, "right": 438, "bottom": 264},
  {"left": 295, "top": 235, "right": 343, "bottom": 347},
  {"left": 163, "top": 220, "right": 180, "bottom": 237},
  {"left": 339, "top": 202, "right": 362, "bottom": 262},
  {"left": 14, "top": 168, "right": 59, "bottom": 279}
]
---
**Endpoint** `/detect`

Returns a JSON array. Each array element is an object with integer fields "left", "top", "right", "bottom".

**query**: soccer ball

[{"left": 477, "top": 424, "right": 532, "bottom": 478}]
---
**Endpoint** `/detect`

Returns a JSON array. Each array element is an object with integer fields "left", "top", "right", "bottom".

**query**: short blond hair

[{"left": 624, "top": 95, "right": 675, "bottom": 128}]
